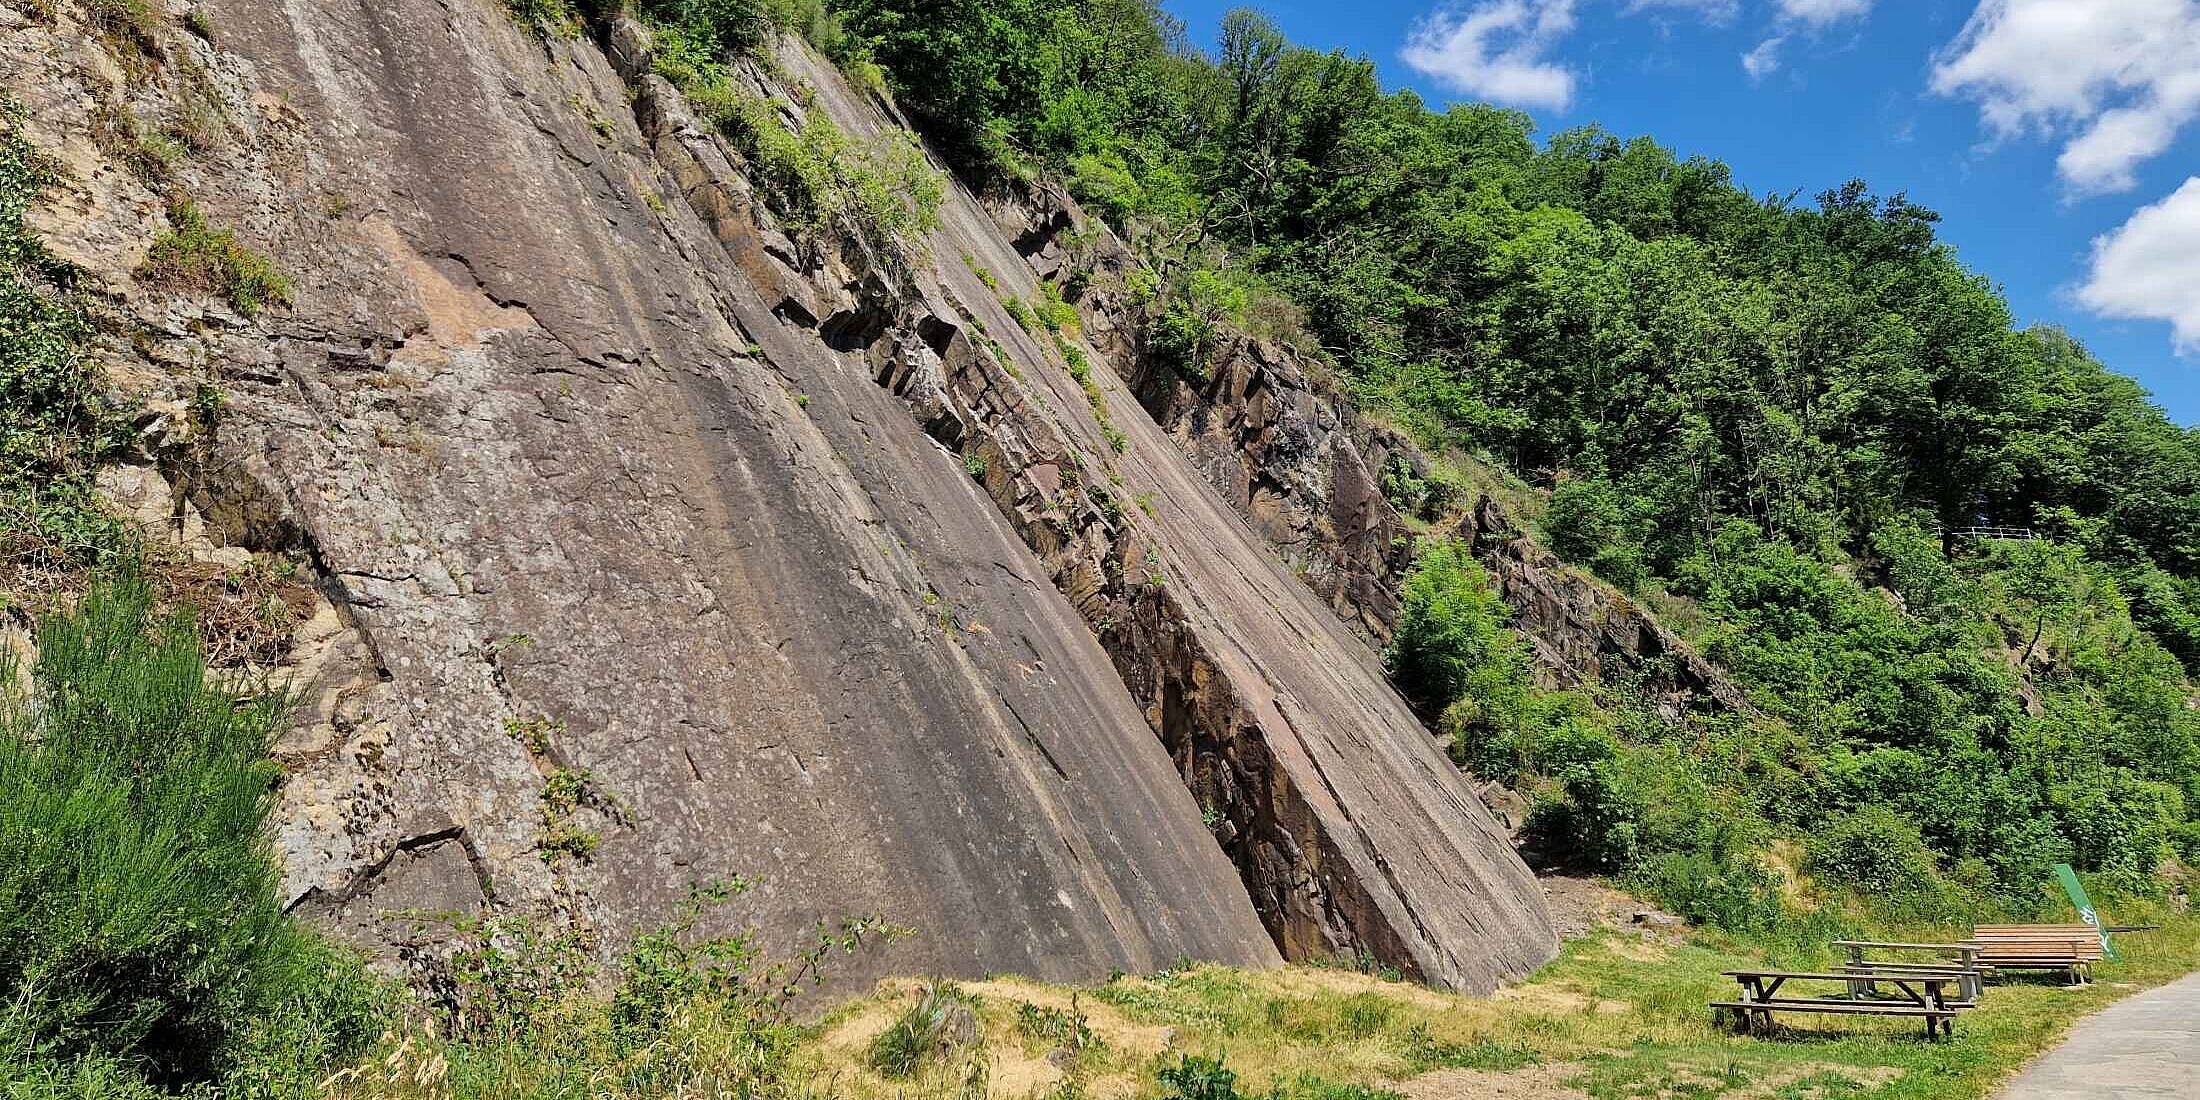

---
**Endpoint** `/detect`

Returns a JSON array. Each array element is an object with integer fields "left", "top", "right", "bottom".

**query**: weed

[
  {"left": 504, "top": 714, "right": 564, "bottom": 756},
  {"left": 964, "top": 451, "right": 989, "bottom": 481},
  {"left": 868, "top": 980, "right": 981, "bottom": 1079},
  {"left": 964, "top": 253, "right": 998, "bottom": 289},
  {"left": 1156, "top": 1052, "right": 1244, "bottom": 1100},
  {"left": 1, "top": 95, "right": 133, "bottom": 584},
  {"left": 139, "top": 200, "right": 292, "bottom": 316},
  {"left": 1015, "top": 997, "right": 1098, "bottom": 1054},
  {"left": 1034, "top": 281, "right": 1078, "bottom": 333},
  {"left": 539, "top": 823, "right": 601, "bottom": 863}
]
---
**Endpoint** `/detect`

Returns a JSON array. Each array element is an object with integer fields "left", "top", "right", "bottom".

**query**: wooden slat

[
  {"left": 1708, "top": 1001, "right": 1953, "bottom": 1018},
  {"left": 1724, "top": 971, "right": 1958, "bottom": 982},
  {"left": 1833, "top": 940, "right": 1980, "bottom": 951}
]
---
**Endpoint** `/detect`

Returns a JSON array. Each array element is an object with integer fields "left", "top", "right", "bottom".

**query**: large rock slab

[{"left": 7, "top": 0, "right": 1276, "bottom": 983}]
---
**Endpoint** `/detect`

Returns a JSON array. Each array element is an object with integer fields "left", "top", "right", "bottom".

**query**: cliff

[{"left": 3, "top": 0, "right": 1555, "bottom": 992}]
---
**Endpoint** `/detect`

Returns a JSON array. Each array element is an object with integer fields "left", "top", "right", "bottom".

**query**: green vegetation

[
  {"left": 1, "top": 575, "right": 898, "bottom": 1097},
  {"left": 139, "top": 200, "right": 292, "bottom": 317},
  {"left": 831, "top": 0, "right": 2200, "bottom": 933},
  {"left": 0, "top": 575, "right": 382, "bottom": 1095},
  {"left": 681, "top": 911, "right": 2200, "bottom": 1100},
  {"left": 1, "top": 96, "right": 133, "bottom": 588},
  {"left": 628, "top": 0, "right": 940, "bottom": 249}
]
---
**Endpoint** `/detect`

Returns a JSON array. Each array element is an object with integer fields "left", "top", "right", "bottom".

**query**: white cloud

[
  {"left": 1743, "top": 35, "right": 1787, "bottom": 80},
  {"left": 1734, "top": 1, "right": 1872, "bottom": 80},
  {"left": 1402, "top": 0, "right": 1580, "bottom": 110},
  {"left": 2079, "top": 177, "right": 2200, "bottom": 352},
  {"left": 1776, "top": 0, "right": 1873, "bottom": 27},
  {"left": 1627, "top": 0, "right": 1740, "bottom": 21},
  {"left": 1932, "top": 0, "right": 2200, "bottom": 194}
]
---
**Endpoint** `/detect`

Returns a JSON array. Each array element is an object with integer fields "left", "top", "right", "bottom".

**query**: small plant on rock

[{"left": 139, "top": 200, "right": 292, "bottom": 316}]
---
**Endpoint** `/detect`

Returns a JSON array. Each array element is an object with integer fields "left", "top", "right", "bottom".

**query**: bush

[
  {"left": 865, "top": 980, "right": 978, "bottom": 1079},
  {"left": 654, "top": 46, "right": 942, "bottom": 251},
  {"left": 1156, "top": 1052, "right": 1244, "bottom": 1100},
  {"left": 1, "top": 97, "right": 132, "bottom": 575},
  {"left": 1387, "top": 541, "right": 1529, "bottom": 725},
  {"left": 1804, "top": 809, "right": 1944, "bottom": 902},
  {"left": 0, "top": 574, "right": 381, "bottom": 1090},
  {"left": 1539, "top": 479, "right": 1645, "bottom": 591},
  {"left": 1627, "top": 850, "right": 1792, "bottom": 936}
]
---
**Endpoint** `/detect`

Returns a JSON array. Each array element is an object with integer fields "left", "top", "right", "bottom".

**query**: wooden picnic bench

[
  {"left": 1974, "top": 924, "right": 2105, "bottom": 987},
  {"left": 1834, "top": 939, "right": 1987, "bottom": 1001},
  {"left": 1711, "top": 970, "right": 1965, "bottom": 1039}
]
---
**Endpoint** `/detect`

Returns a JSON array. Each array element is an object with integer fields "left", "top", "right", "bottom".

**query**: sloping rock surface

[{"left": 4, "top": 0, "right": 1556, "bottom": 991}]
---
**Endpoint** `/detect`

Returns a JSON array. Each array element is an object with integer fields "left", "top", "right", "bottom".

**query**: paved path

[{"left": 2000, "top": 971, "right": 2200, "bottom": 1099}]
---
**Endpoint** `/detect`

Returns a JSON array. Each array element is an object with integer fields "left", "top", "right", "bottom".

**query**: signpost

[{"left": 2054, "top": 863, "right": 2117, "bottom": 961}]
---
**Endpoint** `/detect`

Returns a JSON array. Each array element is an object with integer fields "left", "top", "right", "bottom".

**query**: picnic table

[
  {"left": 1712, "top": 969, "right": 1965, "bottom": 1038},
  {"left": 1974, "top": 925, "right": 2105, "bottom": 987},
  {"left": 1834, "top": 939, "right": 1987, "bottom": 1001}
]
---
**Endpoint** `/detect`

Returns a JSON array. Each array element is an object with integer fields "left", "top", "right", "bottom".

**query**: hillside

[{"left": 4, "top": 0, "right": 2199, "bottom": 1097}]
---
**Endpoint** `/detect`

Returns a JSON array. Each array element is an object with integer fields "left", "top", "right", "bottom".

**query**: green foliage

[
  {"left": 1386, "top": 541, "right": 1524, "bottom": 724},
  {"left": 1155, "top": 1052, "right": 1244, "bottom": 1100},
  {"left": 1804, "top": 807, "right": 1946, "bottom": 906},
  {"left": 1033, "top": 281, "right": 1079, "bottom": 333},
  {"left": 0, "top": 99, "right": 131, "bottom": 576},
  {"left": 0, "top": 575, "right": 382, "bottom": 1091},
  {"left": 370, "top": 881, "right": 895, "bottom": 1099},
  {"left": 499, "top": 0, "right": 575, "bottom": 33},
  {"left": 138, "top": 201, "right": 291, "bottom": 317},
  {"left": 867, "top": 980, "right": 978, "bottom": 1079},
  {"left": 648, "top": 32, "right": 941, "bottom": 250},
  {"left": 1015, "top": 999, "right": 1096, "bottom": 1053},
  {"left": 1541, "top": 479, "right": 1646, "bottom": 592}
]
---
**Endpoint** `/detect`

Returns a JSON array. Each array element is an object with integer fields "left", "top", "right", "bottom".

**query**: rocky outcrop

[
  {"left": 1457, "top": 499, "right": 1750, "bottom": 716},
  {"left": 5, "top": 0, "right": 1558, "bottom": 993},
  {"left": 11, "top": 0, "right": 1275, "bottom": 985},
  {"left": 774, "top": 45, "right": 1555, "bottom": 990},
  {"left": 1008, "top": 197, "right": 1419, "bottom": 644},
  {"left": 997, "top": 192, "right": 1747, "bottom": 723}
]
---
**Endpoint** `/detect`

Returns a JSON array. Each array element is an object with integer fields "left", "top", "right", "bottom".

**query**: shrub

[
  {"left": 866, "top": 980, "right": 978, "bottom": 1079},
  {"left": 1387, "top": 541, "right": 1529, "bottom": 725},
  {"left": 1156, "top": 1052, "right": 1244, "bottom": 1100},
  {"left": 1540, "top": 478, "right": 1645, "bottom": 591},
  {"left": 0, "top": 574, "right": 381, "bottom": 1090},
  {"left": 1805, "top": 805, "right": 1942, "bottom": 897},
  {"left": 1150, "top": 269, "right": 1248, "bottom": 380},
  {"left": 138, "top": 200, "right": 292, "bottom": 316},
  {"left": 1627, "top": 850, "right": 1790, "bottom": 935}
]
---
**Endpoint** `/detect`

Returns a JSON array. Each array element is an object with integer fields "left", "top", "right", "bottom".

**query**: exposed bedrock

[
  {"left": 6, "top": 0, "right": 1558, "bottom": 992},
  {"left": 997, "top": 192, "right": 1746, "bottom": 723}
]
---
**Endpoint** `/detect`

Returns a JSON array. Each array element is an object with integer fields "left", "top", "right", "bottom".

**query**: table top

[
  {"left": 1725, "top": 970, "right": 1957, "bottom": 983},
  {"left": 1833, "top": 940, "right": 1981, "bottom": 951}
]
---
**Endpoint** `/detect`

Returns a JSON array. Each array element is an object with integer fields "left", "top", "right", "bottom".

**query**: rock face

[
  {"left": 1014, "top": 190, "right": 1746, "bottom": 721},
  {"left": 4, "top": 0, "right": 1557, "bottom": 992},
  {"left": 1458, "top": 499, "right": 1751, "bottom": 716}
]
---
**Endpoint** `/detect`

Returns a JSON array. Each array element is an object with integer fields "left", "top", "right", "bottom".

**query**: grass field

[{"left": 789, "top": 905, "right": 2200, "bottom": 1100}]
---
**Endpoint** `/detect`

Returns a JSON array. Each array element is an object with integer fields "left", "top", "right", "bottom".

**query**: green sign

[{"left": 2054, "top": 863, "right": 2116, "bottom": 961}]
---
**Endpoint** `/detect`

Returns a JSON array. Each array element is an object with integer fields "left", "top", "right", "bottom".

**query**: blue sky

[{"left": 1164, "top": 0, "right": 2200, "bottom": 424}]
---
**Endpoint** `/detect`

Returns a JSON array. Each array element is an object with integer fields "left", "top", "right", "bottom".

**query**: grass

[
  {"left": 772, "top": 908, "right": 2200, "bottom": 1100},
  {"left": 138, "top": 200, "right": 291, "bottom": 316}
]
